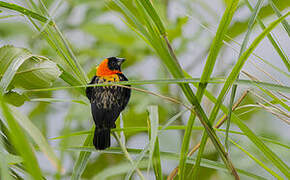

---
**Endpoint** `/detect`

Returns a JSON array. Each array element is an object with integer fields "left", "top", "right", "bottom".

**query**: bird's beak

[{"left": 116, "top": 58, "right": 125, "bottom": 66}]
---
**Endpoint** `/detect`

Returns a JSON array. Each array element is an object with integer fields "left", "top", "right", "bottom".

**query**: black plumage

[{"left": 86, "top": 57, "right": 131, "bottom": 150}]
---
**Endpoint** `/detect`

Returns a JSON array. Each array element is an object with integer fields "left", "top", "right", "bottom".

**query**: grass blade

[
  {"left": 137, "top": 0, "right": 166, "bottom": 35},
  {"left": 225, "top": 0, "right": 264, "bottom": 151},
  {"left": 0, "top": 100, "right": 42, "bottom": 179},
  {"left": 71, "top": 128, "right": 94, "bottom": 180},
  {"left": 147, "top": 105, "right": 162, "bottom": 180},
  {"left": 269, "top": 0, "right": 290, "bottom": 37},
  {"left": 189, "top": 0, "right": 240, "bottom": 177},
  {"left": 232, "top": 114, "right": 290, "bottom": 178},
  {"left": 0, "top": 1, "right": 51, "bottom": 24},
  {"left": 54, "top": 125, "right": 289, "bottom": 150},
  {"left": 222, "top": 134, "right": 283, "bottom": 179},
  {"left": 24, "top": 78, "right": 290, "bottom": 93},
  {"left": 114, "top": 132, "right": 146, "bottom": 180},
  {"left": 10, "top": 106, "right": 62, "bottom": 172},
  {"left": 93, "top": 161, "right": 148, "bottom": 180},
  {"left": 244, "top": 0, "right": 290, "bottom": 71},
  {"left": 0, "top": 136, "right": 12, "bottom": 180},
  {"left": 152, "top": 138, "right": 162, "bottom": 180},
  {"left": 197, "top": 12, "right": 290, "bottom": 178},
  {"left": 67, "top": 147, "right": 266, "bottom": 180},
  {"left": 209, "top": 12, "right": 290, "bottom": 129}
]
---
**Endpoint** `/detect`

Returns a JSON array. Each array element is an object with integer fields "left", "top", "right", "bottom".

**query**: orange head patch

[{"left": 96, "top": 59, "right": 122, "bottom": 76}]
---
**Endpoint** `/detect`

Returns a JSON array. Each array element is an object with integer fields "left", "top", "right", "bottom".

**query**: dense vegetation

[{"left": 0, "top": 0, "right": 289, "bottom": 179}]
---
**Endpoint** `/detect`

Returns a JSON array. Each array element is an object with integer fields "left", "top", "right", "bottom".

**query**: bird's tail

[{"left": 93, "top": 128, "right": 111, "bottom": 150}]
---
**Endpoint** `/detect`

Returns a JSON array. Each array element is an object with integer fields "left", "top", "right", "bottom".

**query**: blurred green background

[{"left": 0, "top": 0, "right": 289, "bottom": 179}]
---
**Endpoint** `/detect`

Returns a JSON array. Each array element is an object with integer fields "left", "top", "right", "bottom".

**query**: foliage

[{"left": 0, "top": 0, "right": 289, "bottom": 179}]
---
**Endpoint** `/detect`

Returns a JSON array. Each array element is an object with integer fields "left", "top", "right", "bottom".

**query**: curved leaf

[{"left": 0, "top": 45, "right": 61, "bottom": 91}]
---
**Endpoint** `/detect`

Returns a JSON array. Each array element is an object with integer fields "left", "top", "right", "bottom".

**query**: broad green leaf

[
  {"left": 3, "top": 91, "right": 28, "bottom": 107},
  {"left": 0, "top": 46, "right": 32, "bottom": 93},
  {"left": 0, "top": 45, "right": 61, "bottom": 91},
  {"left": 0, "top": 1, "right": 88, "bottom": 85}
]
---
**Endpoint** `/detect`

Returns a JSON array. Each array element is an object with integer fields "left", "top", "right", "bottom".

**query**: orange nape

[{"left": 96, "top": 59, "right": 122, "bottom": 76}]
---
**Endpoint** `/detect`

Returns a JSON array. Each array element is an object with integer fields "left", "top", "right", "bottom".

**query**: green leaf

[
  {"left": 82, "top": 23, "right": 136, "bottom": 47},
  {"left": 9, "top": 106, "right": 62, "bottom": 172},
  {"left": 6, "top": 153, "right": 23, "bottom": 164},
  {"left": 0, "top": 45, "right": 61, "bottom": 92},
  {"left": 1, "top": 1, "right": 88, "bottom": 85},
  {"left": 93, "top": 161, "right": 148, "bottom": 180},
  {"left": 0, "top": 137, "right": 12, "bottom": 180},
  {"left": 0, "top": 46, "right": 32, "bottom": 93},
  {"left": 152, "top": 138, "right": 162, "bottom": 180},
  {"left": 71, "top": 128, "right": 94, "bottom": 180},
  {"left": 198, "top": 14, "right": 290, "bottom": 176},
  {"left": 66, "top": 147, "right": 266, "bottom": 180},
  {"left": 147, "top": 105, "right": 162, "bottom": 180},
  {"left": 226, "top": 0, "right": 264, "bottom": 153},
  {"left": 191, "top": 0, "right": 240, "bottom": 176},
  {"left": 53, "top": 125, "right": 289, "bottom": 150},
  {"left": 223, "top": 134, "right": 283, "bottom": 179},
  {"left": 124, "top": 109, "right": 187, "bottom": 179},
  {"left": 208, "top": 12, "right": 290, "bottom": 132},
  {"left": 136, "top": 0, "right": 166, "bottom": 35},
  {"left": 232, "top": 114, "right": 290, "bottom": 178},
  {"left": 24, "top": 78, "right": 290, "bottom": 93},
  {"left": 3, "top": 91, "right": 28, "bottom": 106},
  {"left": 269, "top": 0, "right": 290, "bottom": 37},
  {"left": 0, "top": 99, "right": 43, "bottom": 179},
  {"left": 29, "top": 98, "right": 88, "bottom": 105},
  {"left": 244, "top": 0, "right": 290, "bottom": 71},
  {"left": 227, "top": 0, "right": 290, "bottom": 39},
  {"left": 0, "top": 1, "right": 51, "bottom": 24}
]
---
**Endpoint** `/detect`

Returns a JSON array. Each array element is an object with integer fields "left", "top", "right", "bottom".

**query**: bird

[{"left": 86, "top": 57, "right": 131, "bottom": 150}]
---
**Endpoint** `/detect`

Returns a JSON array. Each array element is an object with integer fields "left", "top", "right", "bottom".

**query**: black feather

[
  {"left": 93, "top": 128, "right": 110, "bottom": 150},
  {"left": 86, "top": 73, "right": 131, "bottom": 150}
]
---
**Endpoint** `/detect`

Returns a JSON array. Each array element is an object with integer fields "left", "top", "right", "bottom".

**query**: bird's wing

[{"left": 86, "top": 76, "right": 97, "bottom": 101}]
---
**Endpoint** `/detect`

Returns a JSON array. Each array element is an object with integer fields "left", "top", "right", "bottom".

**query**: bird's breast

[
  {"left": 92, "top": 74, "right": 126, "bottom": 109},
  {"left": 98, "top": 74, "right": 120, "bottom": 83}
]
